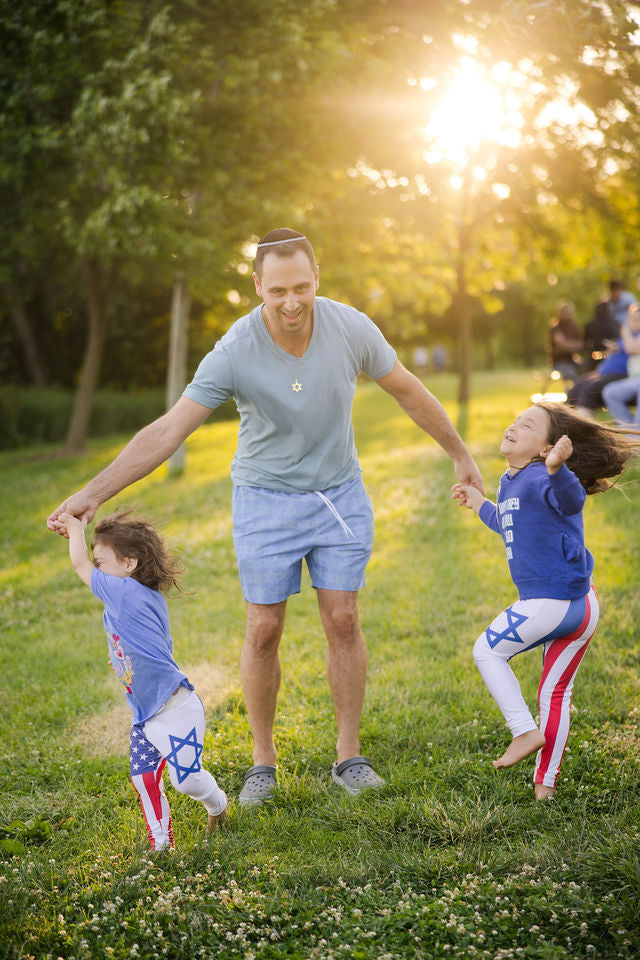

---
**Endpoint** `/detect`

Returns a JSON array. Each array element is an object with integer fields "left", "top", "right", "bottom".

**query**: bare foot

[
  {"left": 534, "top": 784, "right": 556, "bottom": 801},
  {"left": 492, "top": 730, "right": 546, "bottom": 769},
  {"left": 207, "top": 809, "right": 228, "bottom": 832}
]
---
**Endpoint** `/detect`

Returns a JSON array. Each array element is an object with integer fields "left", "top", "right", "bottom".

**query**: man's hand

[
  {"left": 453, "top": 454, "right": 484, "bottom": 496},
  {"left": 545, "top": 435, "right": 573, "bottom": 474},
  {"left": 47, "top": 492, "right": 100, "bottom": 536}
]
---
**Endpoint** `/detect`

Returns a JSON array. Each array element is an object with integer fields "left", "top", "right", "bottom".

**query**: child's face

[
  {"left": 500, "top": 406, "right": 552, "bottom": 470},
  {"left": 92, "top": 540, "right": 137, "bottom": 578}
]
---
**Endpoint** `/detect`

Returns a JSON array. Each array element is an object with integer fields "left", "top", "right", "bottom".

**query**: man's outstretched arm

[
  {"left": 375, "top": 359, "right": 484, "bottom": 492},
  {"left": 47, "top": 397, "right": 212, "bottom": 533}
]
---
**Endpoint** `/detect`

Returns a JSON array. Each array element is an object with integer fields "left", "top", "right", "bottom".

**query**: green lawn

[{"left": 1, "top": 370, "right": 638, "bottom": 960}]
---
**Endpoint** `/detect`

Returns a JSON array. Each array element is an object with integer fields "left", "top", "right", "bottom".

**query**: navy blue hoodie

[{"left": 478, "top": 462, "right": 594, "bottom": 601}]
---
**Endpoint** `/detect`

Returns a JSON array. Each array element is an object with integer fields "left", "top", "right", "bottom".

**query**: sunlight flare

[{"left": 423, "top": 56, "right": 524, "bottom": 169}]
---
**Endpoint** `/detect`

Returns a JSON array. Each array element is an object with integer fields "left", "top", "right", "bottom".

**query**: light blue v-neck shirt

[{"left": 183, "top": 297, "right": 396, "bottom": 492}]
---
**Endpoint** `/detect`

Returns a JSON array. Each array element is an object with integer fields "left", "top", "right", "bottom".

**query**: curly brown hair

[
  {"left": 92, "top": 511, "right": 183, "bottom": 593},
  {"left": 536, "top": 402, "right": 640, "bottom": 494}
]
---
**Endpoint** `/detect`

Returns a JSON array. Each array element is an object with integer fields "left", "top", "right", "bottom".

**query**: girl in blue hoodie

[{"left": 453, "top": 403, "right": 638, "bottom": 799}]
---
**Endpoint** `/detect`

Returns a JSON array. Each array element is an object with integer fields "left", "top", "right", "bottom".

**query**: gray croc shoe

[
  {"left": 331, "top": 756, "right": 385, "bottom": 795},
  {"left": 238, "top": 764, "right": 277, "bottom": 806}
]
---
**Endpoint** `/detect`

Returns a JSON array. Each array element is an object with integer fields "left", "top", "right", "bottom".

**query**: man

[
  {"left": 48, "top": 228, "right": 482, "bottom": 804},
  {"left": 607, "top": 278, "right": 637, "bottom": 329}
]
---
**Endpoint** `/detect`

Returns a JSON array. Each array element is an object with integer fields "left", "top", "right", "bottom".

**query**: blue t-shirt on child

[{"left": 91, "top": 569, "right": 192, "bottom": 724}]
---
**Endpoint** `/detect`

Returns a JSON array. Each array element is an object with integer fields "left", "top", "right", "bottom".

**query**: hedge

[{"left": 0, "top": 387, "right": 238, "bottom": 450}]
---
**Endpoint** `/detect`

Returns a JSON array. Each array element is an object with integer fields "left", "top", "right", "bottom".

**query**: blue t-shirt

[
  {"left": 609, "top": 290, "right": 638, "bottom": 327},
  {"left": 183, "top": 296, "right": 396, "bottom": 492},
  {"left": 597, "top": 329, "right": 640, "bottom": 376},
  {"left": 91, "top": 569, "right": 192, "bottom": 724},
  {"left": 478, "top": 462, "right": 594, "bottom": 601}
]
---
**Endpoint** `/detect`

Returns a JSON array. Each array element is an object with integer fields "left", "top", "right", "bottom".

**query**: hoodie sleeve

[
  {"left": 479, "top": 499, "right": 501, "bottom": 533},
  {"left": 544, "top": 464, "right": 586, "bottom": 516}
]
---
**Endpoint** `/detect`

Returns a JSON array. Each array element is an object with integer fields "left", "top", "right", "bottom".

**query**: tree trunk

[
  {"left": 60, "top": 258, "right": 108, "bottom": 455},
  {"left": 455, "top": 169, "right": 472, "bottom": 406},
  {"left": 166, "top": 273, "right": 191, "bottom": 473},
  {"left": 2, "top": 282, "right": 48, "bottom": 387}
]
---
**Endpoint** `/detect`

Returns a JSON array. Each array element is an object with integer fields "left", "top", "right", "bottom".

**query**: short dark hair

[
  {"left": 92, "top": 511, "right": 183, "bottom": 593},
  {"left": 254, "top": 228, "right": 316, "bottom": 276},
  {"left": 609, "top": 278, "right": 624, "bottom": 292}
]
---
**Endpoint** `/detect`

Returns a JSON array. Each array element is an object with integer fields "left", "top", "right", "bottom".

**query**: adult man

[
  {"left": 48, "top": 228, "right": 482, "bottom": 804},
  {"left": 607, "top": 278, "right": 637, "bottom": 329}
]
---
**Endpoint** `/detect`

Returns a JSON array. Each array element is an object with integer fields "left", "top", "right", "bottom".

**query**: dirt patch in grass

[{"left": 69, "top": 661, "right": 236, "bottom": 755}]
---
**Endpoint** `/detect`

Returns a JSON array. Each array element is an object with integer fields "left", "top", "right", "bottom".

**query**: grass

[{"left": 0, "top": 369, "right": 639, "bottom": 960}]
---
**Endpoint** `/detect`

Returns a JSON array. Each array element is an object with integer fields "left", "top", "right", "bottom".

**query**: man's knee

[
  {"left": 318, "top": 590, "right": 362, "bottom": 644},
  {"left": 244, "top": 602, "right": 286, "bottom": 655}
]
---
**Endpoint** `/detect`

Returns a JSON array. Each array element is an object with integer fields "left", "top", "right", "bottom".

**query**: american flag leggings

[{"left": 129, "top": 687, "right": 227, "bottom": 850}]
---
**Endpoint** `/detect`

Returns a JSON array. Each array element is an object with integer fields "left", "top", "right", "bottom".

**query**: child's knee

[{"left": 473, "top": 633, "right": 490, "bottom": 665}]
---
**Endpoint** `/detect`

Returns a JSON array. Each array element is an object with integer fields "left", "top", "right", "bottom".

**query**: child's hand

[
  {"left": 452, "top": 482, "right": 485, "bottom": 513},
  {"left": 55, "top": 512, "right": 87, "bottom": 537},
  {"left": 545, "top": 435, "right": 573, "bottom": 473}
]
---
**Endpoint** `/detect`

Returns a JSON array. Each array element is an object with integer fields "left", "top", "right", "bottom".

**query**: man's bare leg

[
  {"left": 240, "top": 600, "right": 287, "bottom": 766},
  {"left": 317, "top": 589, "right": 367, "bottom": 764},
  {"left": 492, "top": 730, "right": 546, "bottom": 769}
]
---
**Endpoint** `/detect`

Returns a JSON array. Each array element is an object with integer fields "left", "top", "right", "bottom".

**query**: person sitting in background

[
  {"left": 602, "top": 305, "right": 640, "bottom": 427},
  {"left": 568, "top": 305, "right": 640, "bottom": 416},
  {"left": 582, "top": 301, "right": 620, "bottom": 374},
  {"left": 607, "top": 278, "right": 638, "bottom": 329},
  {"left": 546, "top": 301, "right": 583, "bottom": 384}
]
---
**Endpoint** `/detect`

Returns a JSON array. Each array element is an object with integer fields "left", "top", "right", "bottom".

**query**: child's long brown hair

[
  {"left": 536, "top": 402, "right": 640, "bottom": 494},
  {"left": 92, "top": 511, "right": 183, "bottom": 593}
]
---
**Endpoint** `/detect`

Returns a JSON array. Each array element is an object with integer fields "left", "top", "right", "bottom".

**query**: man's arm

[
  {"left": 47, "top": 396, "right": 212, "bottom": 532},
  {"left": 375, "top": 359, "right": 484, "bottom": 492}
]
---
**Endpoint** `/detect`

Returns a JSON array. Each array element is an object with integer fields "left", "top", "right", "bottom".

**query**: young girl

[
  {"left": 56, "top": 510, "right": 227, "bottom": 849},
  {"left": 452, "top": 402, "right": 638, "bottom": 799}
]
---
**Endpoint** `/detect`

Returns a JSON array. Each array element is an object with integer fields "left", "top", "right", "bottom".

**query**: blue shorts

[{"left": 232, "top": 477, "right": 374, "bottom": 604}]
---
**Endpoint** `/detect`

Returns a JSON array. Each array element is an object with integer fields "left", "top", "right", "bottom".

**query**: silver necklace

[{"left": 264, "top": 316, "right": 312, "bottom": 392}]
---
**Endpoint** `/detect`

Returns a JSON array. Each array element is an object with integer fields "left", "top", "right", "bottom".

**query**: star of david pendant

[{"left": 292, "top": 380, "right": 302, "bottom": 393}]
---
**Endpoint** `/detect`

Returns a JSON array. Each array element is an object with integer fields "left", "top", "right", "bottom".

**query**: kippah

[{"left": 257, "top": 235, "right": 306, "bottom": 248}]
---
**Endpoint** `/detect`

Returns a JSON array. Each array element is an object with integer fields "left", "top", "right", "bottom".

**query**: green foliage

[
  {"left": 4, "top": 0, "right": 640, "bottom": 399},
  {"left": 0, "top": 371, "right": 638, "bottom": 958},
  {"left": 0, "top": 386, "right": 238, "bottom": 449}
]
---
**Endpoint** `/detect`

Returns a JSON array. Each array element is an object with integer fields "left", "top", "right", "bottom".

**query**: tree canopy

[{"left": 2, "top": 0, "right": 640, "bottom": 426}]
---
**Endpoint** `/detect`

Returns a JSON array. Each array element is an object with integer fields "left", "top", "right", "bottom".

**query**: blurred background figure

[
  {"left": 602, "top": 375, "right": 640, "bottom": 427},
  {"left": 568, "top": 304, "right": 640, "bottom": 416},
  {"left": 546, "top": 301, "right": 583, "bottom": 384},
  {"left": 432, "top": 342, "right": 447, "bottom": 373},
  {"left": 602, "top": 304, "right": 640, "bottom": 426},
  {"left": 412, "top": 344, "right": 428, "bottom": 376},
  {"left": 582, "top": 300, "right": 620, "bottom": 373},
  {"left": 607, "top": 278, "right": 638, "bottom": 329}
]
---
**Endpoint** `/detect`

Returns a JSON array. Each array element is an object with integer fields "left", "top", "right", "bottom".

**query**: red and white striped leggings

[{"left": 473, "top": 588, "right": 598, "bottom": 788}]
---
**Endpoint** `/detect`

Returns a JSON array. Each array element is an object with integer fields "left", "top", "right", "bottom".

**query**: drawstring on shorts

[{"left": 313, "top": 490, "right": 356, "bottom": 539}]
